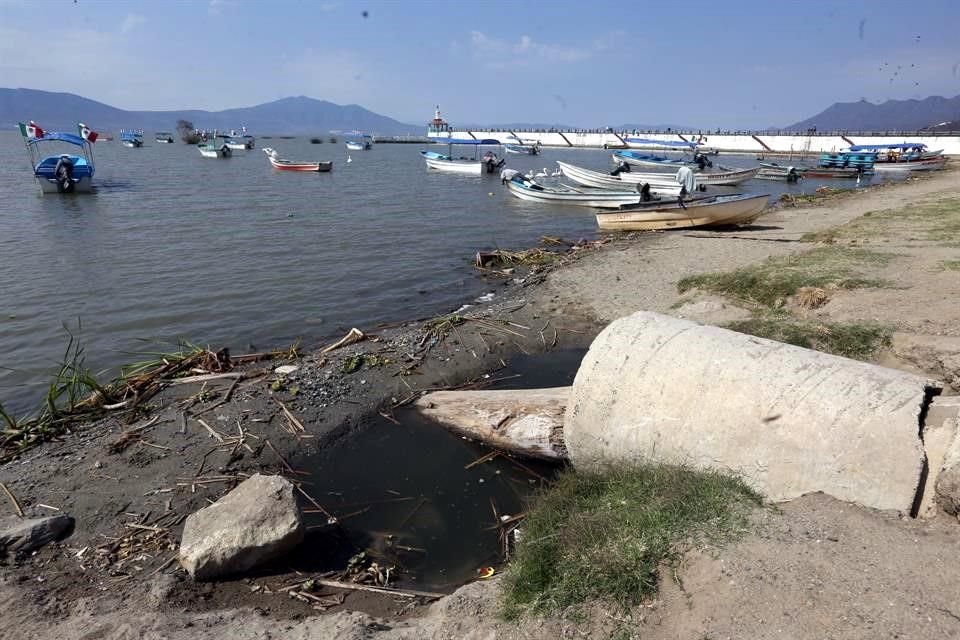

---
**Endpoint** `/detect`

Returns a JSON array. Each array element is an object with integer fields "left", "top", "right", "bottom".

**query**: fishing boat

[
  {"left": 198, "top": 131, "right": 231, "bottom": 158},
  {"left": 595, "top": 193, "right": 770, "bottom": 231},
  {"left": 612, "top": 149, "right": 703, "bottom": 169},
  {"left": 262, "top": 147, "right": 332, "bottom": 172},
  {"left": 503, "top": 175, "right": 691, "bottom": 208},
  {"left": 120, "top": 129, "right": 144, "bottom": 148},
  {"left": 504, "top": 142, "right": 542, "bottom": 155},
  {"left": 155, "top": 132, "right": 174, "bottom": 143},
  {"left": 846, "top": 142, "right": 942, "bottom": 163},
  {"left": 556, "top": 161, "right": 683, "bottom": 194},
  {"left": 421, "top": 139, "right": 504, "bottom": 175},
  {"left": 223, "top": 129, "right": 255, "bottom": 150},
  {"left": 872, "top": 156, "right": 947, "bottom": 172},
  {"left": 18, "top": 121, "right": 98, "bottom": 194},
  {"left": 558, "top": 160, "right": 757, "bottom": 188},
  {"left": 623, "top": 137, "right": 698, "bottom": 151},
  {"left": 800, "top": 167, "right": 871, "bottom": 179},
  {"left": 344, "top": 133, "right": 373, "bottom": 151}
]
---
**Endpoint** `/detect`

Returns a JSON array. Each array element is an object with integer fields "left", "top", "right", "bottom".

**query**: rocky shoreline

[{"left": 2, "top": 168, "right": 960, "bottom": 639}]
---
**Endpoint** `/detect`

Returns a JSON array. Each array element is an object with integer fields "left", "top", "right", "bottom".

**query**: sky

[{"left": 1, "top": 0, "right": 958, "bottom": 129}]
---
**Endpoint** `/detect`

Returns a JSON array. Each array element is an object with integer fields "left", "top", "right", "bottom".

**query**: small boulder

[
  {"left": 178, "top": 474, "right": 304, "bottom": 580},
  {"left": 0, "top": 515, "right": 75, "bottom": 558},
  {"left": 935, "top": 417, "right": 960, "bottom": 516},
  {"left": 274, "top": 365, "right": 299, "bottom": 376}
]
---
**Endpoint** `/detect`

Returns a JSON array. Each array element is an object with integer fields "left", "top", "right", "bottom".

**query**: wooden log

[{"left": 415, "top": 387, "right": 570, "bottom": 460}]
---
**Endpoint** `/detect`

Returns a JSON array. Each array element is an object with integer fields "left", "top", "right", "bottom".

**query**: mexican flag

[
  {"left": 78, "top": 123, "right": 98, "bottom": 143},
  {"left": 18, "top": 121, "right": 44, "bottom": 139}
]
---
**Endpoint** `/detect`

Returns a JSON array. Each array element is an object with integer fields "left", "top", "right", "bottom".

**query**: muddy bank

[{"left": 2, "top": 167, "right": 960, "bottom": 638}]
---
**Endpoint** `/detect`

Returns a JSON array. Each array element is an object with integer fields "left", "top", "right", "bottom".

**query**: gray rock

[
  {"left": 178, "top": 474, "right": 304, "bottom": 580},
  {"left": 0, "top": 515, "right": 74, "bottom": 558},
  {"left": 934, "top": 417, "right": 960, "bottom": 515}
]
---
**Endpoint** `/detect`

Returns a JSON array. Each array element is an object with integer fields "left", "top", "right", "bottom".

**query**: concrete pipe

[{"left": 565, "top": 311, "right": 940, "bottom": 513}]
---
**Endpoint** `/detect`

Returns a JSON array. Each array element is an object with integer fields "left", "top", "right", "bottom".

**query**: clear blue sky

[{"left": 1, "top": 0, "right": 958, "bottom": 129}]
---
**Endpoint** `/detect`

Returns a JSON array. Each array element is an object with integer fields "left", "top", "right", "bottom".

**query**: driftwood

[
  {"left": 321, "top": 328, "right": 365, "bottom": 354},
  {"left": 415, "top": 387, "right": 570, "bottom": 460}
]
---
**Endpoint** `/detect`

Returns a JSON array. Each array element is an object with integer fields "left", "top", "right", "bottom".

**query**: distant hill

[
  {"left": 0, "top": 88, "right": 419, "bottom": 135},
  {"left": 924, "top": 120, "right": 959, "bottom": 132},
  {"left": 785, "top": 95, "right": 960, "bottom": 132}
]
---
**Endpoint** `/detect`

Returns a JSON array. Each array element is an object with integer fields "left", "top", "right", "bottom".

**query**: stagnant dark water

[{"left": 287, "top": 348, "right": 586, "bottom": 591}]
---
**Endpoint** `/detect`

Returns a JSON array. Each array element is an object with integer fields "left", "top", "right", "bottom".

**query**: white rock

[
  {"left": 178, "top": 474, "right": 304, "bottom": 580},
  {"left": 274, "top": 365, "right": 299, "bottom": 376}
]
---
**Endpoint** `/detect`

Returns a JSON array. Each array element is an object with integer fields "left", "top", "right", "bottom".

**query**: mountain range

[
  {"left": 4, "top": 87, "right": 959, "bottom": 135},
  {"left": 0, "top": 88, "right": 420, "bottom": 135},
  {"left": 785, "top": 95, "right": 960, "bottom": 131}
]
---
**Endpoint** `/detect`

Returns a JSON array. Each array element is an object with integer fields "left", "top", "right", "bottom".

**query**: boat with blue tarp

[
  {"left": 421, "top": 138, "right": 505, "bottom": 175},
  {"left": 18, "top": 121, "right": 98, "bottom": 194},
  {"left": 817, "top": 152, "right": 875, "bottom": 171},
  {"left": 120, "top": 129, "right": 144, "bottom": 148},
  {"left": 846, "top": 142, "right": 942, "bottom": 163}
]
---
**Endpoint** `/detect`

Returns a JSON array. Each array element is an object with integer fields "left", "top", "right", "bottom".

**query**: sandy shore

[{"left": 2, "top": 168, "right": 959, "bottom": 639}]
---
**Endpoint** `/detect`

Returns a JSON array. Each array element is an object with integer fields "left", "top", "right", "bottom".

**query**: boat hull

[
  {"left": 198, "top": 144, "right": 232, "bottom": 158},
  {"left": 612, "top": 151, "right": 691, "bottom": 169},
  {"left": 872, "top": 156, "right": 947, "bottom": 172},
  {"left": 595, "top": 194, "right": 770, "bottom": 231},
  {"left": 556, "top": 161, "right": 682, "bottom": 195},
  {"left": 559, "top": 161, "right": 758, "bottom": 188},
  {"left": 35, "top": 175, "right": 93, "bottom": 194},
  {"left": 422, "top": 153, "right": 482, "bottom": 174},
  {"left": 505, "top": 178, "right": 670, "bottom": 208},
  {"left": 265, "top": 154, "right": 332, "bottom": 172}
]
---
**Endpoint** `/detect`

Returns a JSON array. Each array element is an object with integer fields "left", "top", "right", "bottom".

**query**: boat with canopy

[{"left": 19, "top": 121, "right": 97, "bottom": 194}]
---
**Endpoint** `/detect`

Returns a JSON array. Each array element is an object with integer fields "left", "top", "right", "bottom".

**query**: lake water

[{"left": 0, "top": 132, "right": 884, "bottom": 414}]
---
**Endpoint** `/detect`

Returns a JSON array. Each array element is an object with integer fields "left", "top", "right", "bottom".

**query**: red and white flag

[
  {"left": 78, "top": 123, "right": 98, "bottom": 143},
  {"left": 18, "top": 121, "right": 44, "bottom": 139}
]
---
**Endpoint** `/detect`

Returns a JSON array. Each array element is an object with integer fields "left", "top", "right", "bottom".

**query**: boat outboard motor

[
  {"left": 610, "top": 160, "right": 631, "bottom": 176},
  {"left": 54, "top": 155, "right": 75, "bottom": 193},
  {"left": 786, "top": 167, "right": 799, "bottom": 183}
]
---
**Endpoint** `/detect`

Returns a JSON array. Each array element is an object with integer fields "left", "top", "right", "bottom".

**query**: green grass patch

[
  {"left": 724, "top": 315, "right": 892, "bottom": 360},
  {"left": 676, "top": 247, "right": 892, "bottom": 308},
  {"left": 939, "top": 260, "right": 960, "bottom": 271},
  {"left": 802, "top": 196, "right": 960, "bottom": 246},
  {"left": 500, "top": 464, "right": 761, "bottom": 619}
]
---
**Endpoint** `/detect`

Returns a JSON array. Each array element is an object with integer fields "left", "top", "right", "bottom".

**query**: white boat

[
  {"left": 421, "top": 138, "right": 504, "bottom": 175},
  {"left": 595, "top": 193, "right": 770, "bottom": 231},
  {"left": 871, "top": 156, "right": 947, "bottom": 172},
  {"left": 120, "top": 129, "right": 144, "bottom": 148},
  {"left": 155, "top": 132, "right": 174, "bottom": 143},
  {"left": 558, "top": 161, "right": 759, "bottom": 189},
  {"left": 504, "top": 176, "right": 688, "bottom": 208},
  {"left": 198, "top": 131, "right": 232, "bottom": 158},
  {"left": 263, "top": 147, "right": 332, "bottom": 172},
  {"left": 555, "top": 161, "right": 682, "bottom": 195},
  {"left": 345, "top": 140, "right": 365, "bottom": 151}
]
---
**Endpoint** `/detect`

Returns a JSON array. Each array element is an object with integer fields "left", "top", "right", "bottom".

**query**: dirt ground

[{"left": 1, "top": 167, "right": 959, "bottom": 639}]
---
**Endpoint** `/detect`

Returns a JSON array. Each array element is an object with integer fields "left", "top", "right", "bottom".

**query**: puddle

[{"left": 288, "top": 349, "right": 586, "bottom": 592}]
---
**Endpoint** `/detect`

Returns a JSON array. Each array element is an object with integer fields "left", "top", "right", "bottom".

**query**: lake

[{"left": 0, "top": 132, "right": 880, "bottom": 414}]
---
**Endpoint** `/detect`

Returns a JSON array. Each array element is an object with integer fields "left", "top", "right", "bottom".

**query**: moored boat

[
  {"left": 263, "top": 147, "right": 332, "bottom": 172},
  {"left": 18, "top": 120, "right": 98, "bottom": 194},
  {"left": 503, "top": 175, "right": 691, "bottom": 208},
  {"left": 612, "top": 149, "right": 695, "bottom": 169},
  {"left": 155, "top": 132, "right": 174, "bottom": 143},
  {"left": 421, "top": 139, "right": 504, "bottom": 175},
  {"left": 558, "top": 160, "right": 757, "bottom": 188},
  {"left": 120, "top": 129, "right": 144, "bottom": 148},
  {"left": 223, "top": 128, "right": 255, "bottom": 150},
  {"left": 504, "top": 142, "right": 542, "bottom": 155},
  {"left": 198, "top": 131, "right": 231, "bottom": 158},
  {"left": 872, "top": 155, "right": 947, "bottom": 172},
  {"left": 846, "top": 142, "right": 942, "bottom": 163},
  {"left": 595, "top": 193, "right": 770, "bottom": 231},
  {"left": 345, "top": 140, "right": 365, "bottom": 151},
  {"left": 817, "top": 151, "right": 874, "bottom": 170}
]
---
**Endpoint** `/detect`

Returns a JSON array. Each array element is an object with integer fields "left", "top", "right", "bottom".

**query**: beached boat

[
  {"left": 421, "top": 139, "right": 504, "bottom": 175},
  {"left": 120, "top": 129, "right": 144, "bottom": 148},
  {"left": 503, "top": 175, "right": 691, "bottom": 208},
  {"left": 198, "top": 131, "right": 232, "bottom": 158},
  {"left": 595, "top": 193, "right": 769, "bottom": 231},
  {"left": 800, "top": 167, "right": 871, "bottom": 179},
  {"left": 155, "top": 132, "right": 174, "bottom": 143},
  {"left": 263, "top": 147, "right": 332, "bottom": 172},
  {"left": 872, "top": 156, "right": 947, "bottom": 172},
  {"left": 18, "top": 121, "right": 98, "bottom": 194},
  {"left": 558, "top": 160, "right": 757, "bottom": 189}
]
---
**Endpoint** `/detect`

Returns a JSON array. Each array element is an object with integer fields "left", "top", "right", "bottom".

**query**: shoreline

[{"left": 1, "top": 166, "right": 959, "bottom": 638}]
